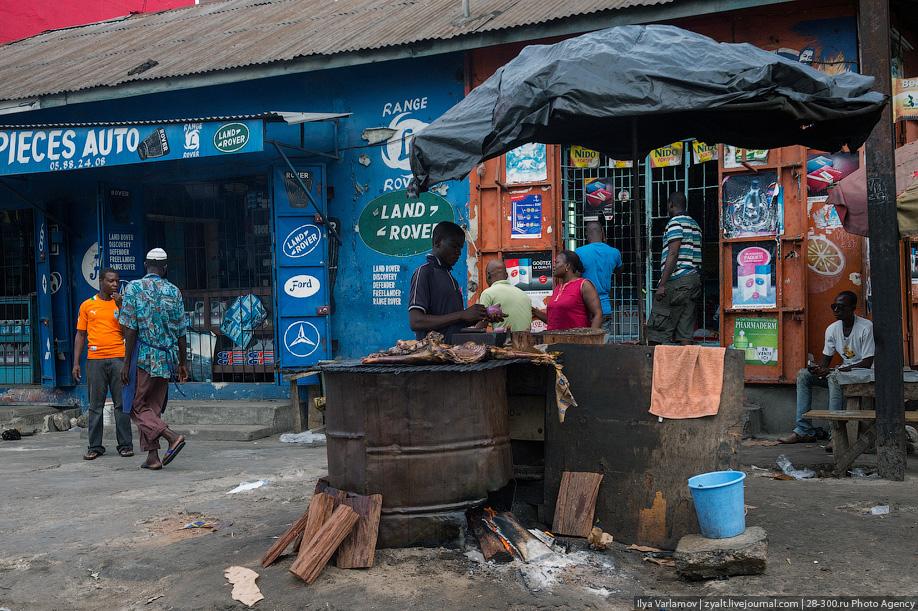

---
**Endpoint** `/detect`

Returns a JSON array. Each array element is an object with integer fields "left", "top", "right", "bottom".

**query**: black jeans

[{"left": 86, "top": 357, "right": 133, "bottom": 454}]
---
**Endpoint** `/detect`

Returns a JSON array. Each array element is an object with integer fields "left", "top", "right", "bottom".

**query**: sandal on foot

[
  {"left": 161, "top": 439, "right": 185, "bottom": 466},
  {"left": 83, "top": 451, "right": 102, "bottom": 460},
  {"left": 119, "top": 450, "right": 135, "bottom": 458},
  {"left": 140, "top": 462, "right": 162, "bottom": 470}
]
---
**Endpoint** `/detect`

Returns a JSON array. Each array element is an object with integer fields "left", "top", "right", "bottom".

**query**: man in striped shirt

[{"left": 646, "top": 192, "right": 703, "bottom": 345}]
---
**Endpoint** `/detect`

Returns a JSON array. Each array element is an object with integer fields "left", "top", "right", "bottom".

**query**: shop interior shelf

[
  {"left": 0, "top": 367, "right": 32, "bottom": 383},
  {"left": 0, "top": 333, "right": 30, "bottom": 342}
]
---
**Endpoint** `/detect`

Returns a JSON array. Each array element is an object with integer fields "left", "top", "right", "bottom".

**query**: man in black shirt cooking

[{"left": 408, "top": 221, "right": 489, "bottom": 343}]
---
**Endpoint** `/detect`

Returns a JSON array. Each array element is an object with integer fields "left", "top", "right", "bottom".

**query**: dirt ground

[{"left": 0, "top": 428, "right": 916, "bottom": 611}]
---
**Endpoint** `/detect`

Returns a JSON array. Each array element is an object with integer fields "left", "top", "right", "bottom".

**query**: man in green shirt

[{"left": 477, "top": 259, "right": 534, "bottom": 332}]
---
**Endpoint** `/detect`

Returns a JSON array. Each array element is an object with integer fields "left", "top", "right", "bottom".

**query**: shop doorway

[
  {"left": 145, "top": 175, "right": 275, "bottom": 383},
  {"left": 561, "top": 143, "right": 721, "bottom": 344},
  {"left": 0, "top": 209, "right": 36, "bottom": 383}
]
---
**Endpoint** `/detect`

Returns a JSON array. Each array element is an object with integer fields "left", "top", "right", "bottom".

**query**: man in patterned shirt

[
  {"left": 119, "top": 248, "right": 188, "bottom": 470},
  {"left": 646, "top": 191, "right": 703, "bottom": 345}
]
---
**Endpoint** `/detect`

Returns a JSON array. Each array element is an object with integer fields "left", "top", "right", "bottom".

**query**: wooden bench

[
  {"left": 838, "top": 380, "right": 918, "bottom": 411},
  {"left": 802, "top": 409, "right": 918, "bottom": 476}
]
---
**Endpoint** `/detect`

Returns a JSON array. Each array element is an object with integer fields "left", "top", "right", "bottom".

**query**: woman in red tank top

[{"left": 533, "top": 250, "right": 603, "bottom": 330}]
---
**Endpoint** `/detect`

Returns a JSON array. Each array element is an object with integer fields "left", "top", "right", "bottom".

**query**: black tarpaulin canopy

[{"left": 408, "top": 24, "right": 887, "bottom": 197}]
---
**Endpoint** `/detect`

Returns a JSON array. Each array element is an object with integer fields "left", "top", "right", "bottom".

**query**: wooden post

[
  {"left": 858, "top": 0, "right": 907, "bottom": 480},
  {"left": 632, "top": 117, "right": 646, "bottom": 344},
  {"left": 288, "top": 377, "right": 303, "bottom": 434}
]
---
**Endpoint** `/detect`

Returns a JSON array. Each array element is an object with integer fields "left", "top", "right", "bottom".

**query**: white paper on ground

[{"left": 227, "top": 480, "right": 269, "bottom": 494}]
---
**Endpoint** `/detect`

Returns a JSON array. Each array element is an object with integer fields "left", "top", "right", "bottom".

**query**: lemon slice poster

[{"left": 731, "top": 243, "right": 776, "bottom": 309}]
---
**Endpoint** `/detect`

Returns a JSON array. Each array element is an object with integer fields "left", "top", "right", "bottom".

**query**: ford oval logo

[
  {"left": 283, "top": 224, "right": 322, "bottom": 258},
  {"left": 284, "top": 274, "right": 321, "bottom": 298}
]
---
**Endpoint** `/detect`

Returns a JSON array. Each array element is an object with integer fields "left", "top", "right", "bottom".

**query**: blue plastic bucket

[{"left": 687, "top": 470, "right": 747, "bottom": 539}]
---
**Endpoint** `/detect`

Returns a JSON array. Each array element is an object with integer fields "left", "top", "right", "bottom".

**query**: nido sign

[{"left": 357, "top": 191, "right": 455, "bottom": 257}]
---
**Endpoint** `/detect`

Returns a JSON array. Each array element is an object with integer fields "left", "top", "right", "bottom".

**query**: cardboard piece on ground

[
  {"left": 224, "top": 565, "right": 264, "bottom": 607},
  {"left": 337, "top": 494, "right": 383, "bottom": 569},
  {"left": 552, "top": 471, "right": 604, "bottom": 537},
  {"left": 627, "top": 544, "right": 663, "bottom": 553},
  {"left": 290, "top": 505, "right": 359, "bottom": 584}
]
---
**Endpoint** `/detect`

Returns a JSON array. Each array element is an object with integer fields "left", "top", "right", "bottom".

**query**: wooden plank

[
  {"left": 830, "top": 419, "right": 850, "bottom": 463},
  {"left": 293, "top": 490, "right": 346, "bottom": 554},
  {"left": 467, "top": 508, "right": 515, "bottom": 563},
  {"left": 298, "top": 494, "right": 338, "bottom": 554},
  {"left": 336, "top": 494, "right": 383, "bottom": 569},
  {"left": 289, "top": 380, "right": 303, "bottom": 434},
  {"left": 282, "top": 371, "right": 320, "bottom": 382},
  {"left": 835, "top": 423, "right": 878, "bottom": 476},
  {"left": 289, "top": 505, "right": 359, "bottom": 584},
  {"left": 552, "top": 471, "right": 603, "bottom": 537},
  {"left": 803, "top": 410, "right": 918, "bottom": 422},
  {"left": 260, "top": 504, "right": 311, "bottom": 568}
]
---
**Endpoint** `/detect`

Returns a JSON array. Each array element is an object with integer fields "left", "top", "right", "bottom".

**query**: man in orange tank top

[{"left": 73, "top": 268, "right": 133, "bottom": 461}]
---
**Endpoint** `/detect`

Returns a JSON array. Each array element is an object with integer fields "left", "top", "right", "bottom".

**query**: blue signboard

[
  {"left": 0, "top": 119, "right": 263, "bottom": 176},
  {"left": 273, "top": 166, "right": 331, "bottom": 369}
]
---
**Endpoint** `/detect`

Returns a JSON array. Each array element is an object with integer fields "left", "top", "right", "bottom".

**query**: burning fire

[{"left": 483, "top": 508, "right": 515, "bottom": 554}]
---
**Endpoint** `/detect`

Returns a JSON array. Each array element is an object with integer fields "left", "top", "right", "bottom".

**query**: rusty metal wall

[
  {"left": 719, "top": 145, "right": 810, "bottom": 384},
  {"left": 544, "top": 344, "right": 743, "bottom": 549},
  {"left": 324, "top": 367, "right": 512, "bottom": 548}
]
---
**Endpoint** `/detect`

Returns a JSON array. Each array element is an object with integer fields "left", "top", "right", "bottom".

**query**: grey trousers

[{"left": 86, "top": 357, "right": 133, "bottom": 454}]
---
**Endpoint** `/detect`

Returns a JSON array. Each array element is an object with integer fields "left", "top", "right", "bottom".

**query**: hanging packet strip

[{"left": 220, "top": 295, "right": 267, "bottom": 349}]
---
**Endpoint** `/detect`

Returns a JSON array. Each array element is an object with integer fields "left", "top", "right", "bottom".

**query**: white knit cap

[{"left": 146, "top": 248, "right": 168, "bottom": 261}]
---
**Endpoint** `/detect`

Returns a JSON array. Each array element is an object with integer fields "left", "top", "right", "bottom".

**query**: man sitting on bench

[{"left": 778, "top": 290, "right": 874, "bottom": 446}]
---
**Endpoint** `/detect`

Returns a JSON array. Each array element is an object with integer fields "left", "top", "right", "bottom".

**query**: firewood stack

[
  {"left": 261, "top": 477, "right": 383, "bottom": 585},
  {"left": 467, "top": 507, "right": 555, "bottom": 563}
]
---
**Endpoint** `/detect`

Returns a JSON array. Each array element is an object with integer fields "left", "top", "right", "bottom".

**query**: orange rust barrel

[{"left": 323, "top": 361, "right": 512, "bottom": 548}]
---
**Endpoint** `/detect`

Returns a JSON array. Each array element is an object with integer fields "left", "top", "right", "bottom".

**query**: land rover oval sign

[
  {"left": 213, "top": 123, "right": 250, "bottom": 153},
  {"left": 357, "top": 190, "right": 455, "bottom": 257}
]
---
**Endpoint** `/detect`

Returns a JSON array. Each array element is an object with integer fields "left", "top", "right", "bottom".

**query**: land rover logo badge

[{"left": 214, "top": 123, "right": 250, "bottom": 153}]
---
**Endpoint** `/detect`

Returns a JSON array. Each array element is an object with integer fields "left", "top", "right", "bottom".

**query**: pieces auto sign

[
  {"left": 0, "top": 119, "right": 263, "bottom": 176},
  {"left": 357, "top": 191, "right": 455, "bottom": 257}
]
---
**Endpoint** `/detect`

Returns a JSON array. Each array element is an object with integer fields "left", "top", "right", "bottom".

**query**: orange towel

[{"left": 650, "top": 345, "right": 726, "bottom": 419}]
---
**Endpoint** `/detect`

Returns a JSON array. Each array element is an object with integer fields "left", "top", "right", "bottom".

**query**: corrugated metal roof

[
  {"left": 0, "top": 0, "right": 676, "bottom": 103},
  {"left": 0, "top": 111, "right": 350, "bottom": 130}
]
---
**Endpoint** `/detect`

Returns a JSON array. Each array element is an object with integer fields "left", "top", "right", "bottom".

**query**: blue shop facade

[{"left": 0, "top": 54, "right": 469, "bottom": 401}]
